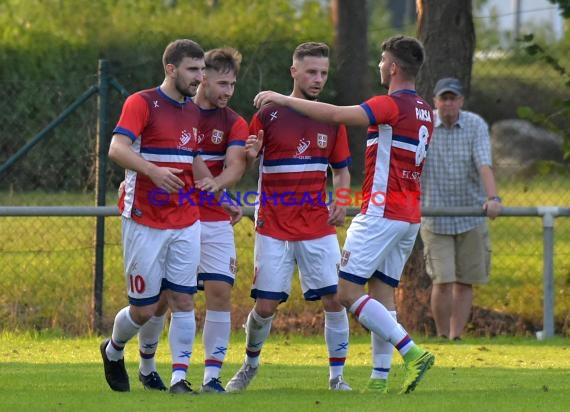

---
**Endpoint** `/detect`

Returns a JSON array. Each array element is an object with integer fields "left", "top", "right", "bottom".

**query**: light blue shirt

[{"left": 421, "top": 110, "right": 492, "bottom": 234}]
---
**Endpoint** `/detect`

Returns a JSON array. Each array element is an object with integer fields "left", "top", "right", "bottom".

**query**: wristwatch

[{"left": 487, "top": 196, "right": 501, "bottom": 203}]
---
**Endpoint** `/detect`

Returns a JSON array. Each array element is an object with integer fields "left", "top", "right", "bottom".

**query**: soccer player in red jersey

[
  {"left": 225, "top": 42, "right": 353, "bottom": 392},
  {"left": 135, "top": 47, "right": 256, "bottom": 394},
  {"left": 101, "top": 39, "right": 213, "bottom": 394},
  {"left": 253, "top": 35, "right": 436, "bottom": 394}
]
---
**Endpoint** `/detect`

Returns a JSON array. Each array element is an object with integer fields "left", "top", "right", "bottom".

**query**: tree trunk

[
  {"left": 330, "top": 0, "right": 370, "bottom": 182},
  {"left": 415, "top": 0, "right": 475, "bottom": 100},
  {"left": 387, "top": 0, "right": 416, "bottom": 30},
  {"left": 396, "top": 0, "right": 476, "bottom": 335},
  {"left": 394, "top": 236, "right": 436, "bottom": 335}
]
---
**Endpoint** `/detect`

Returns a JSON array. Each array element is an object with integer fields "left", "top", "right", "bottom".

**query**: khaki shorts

[{"left": 421, "top": 224, "right": 491, "bottom": 285}]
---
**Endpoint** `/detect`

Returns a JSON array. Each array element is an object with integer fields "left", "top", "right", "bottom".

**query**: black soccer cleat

[
  {"left": 169, "top": 379, "right": 196, "bottom": 395},
  {"left": 139, "top": 370, "right": 167, "bottom": 391},
  {"left": 100, "top": 338, "right": 130, "bottom": 392}
]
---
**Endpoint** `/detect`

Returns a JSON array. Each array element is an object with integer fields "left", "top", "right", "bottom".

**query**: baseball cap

[{"left": 433, "top": 77, "right": 463, "bottom": 96}]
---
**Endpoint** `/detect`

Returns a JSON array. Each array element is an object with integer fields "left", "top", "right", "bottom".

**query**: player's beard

[
  {"left": 380, "top": 70, "right": 390, "bottom": 90},
  {"left": 175, "top": 77, "right": 199, "bottom": 98},
  {"left": 299, "top": 88, "right": 320, "bottom": 101}
]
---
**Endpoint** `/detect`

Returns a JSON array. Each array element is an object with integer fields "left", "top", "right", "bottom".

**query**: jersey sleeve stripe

[
  {"left": 330, "top": 157, "right": 352, "bottom": 169},
  {"left": 359, "top": 103, "right": 377, "bottom": 126},
  {"left": 113, "top": 126, "right": 138, "bottom": 141}
]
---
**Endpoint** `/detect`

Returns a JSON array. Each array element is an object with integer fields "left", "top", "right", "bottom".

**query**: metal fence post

[
  {"left": 93, "top": 59, "right": 109, "bottom": 334},
  {"left": 539, "top": 207, "right": 557, "bottom": 339}
]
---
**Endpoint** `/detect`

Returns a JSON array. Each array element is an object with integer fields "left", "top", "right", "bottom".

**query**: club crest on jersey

[
  {"left": 317, "top": 133, "right": 328, "bottom": 148},
  {"left": 229, "top": 257, "right": 237, "bottom": 274},
  {"left": 340, "top": 250, "right": 351, "bottom": 266},
  {"left": 179, "top": 129, "right": 192, "bottom": 146},
  {"left": 211, "top": 129, "right": 224, "bottom": 144}
]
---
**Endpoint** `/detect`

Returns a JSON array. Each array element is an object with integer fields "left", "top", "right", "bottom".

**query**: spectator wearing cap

[{"left": 420, "top": 77, "right": 502, "bottom": 340}]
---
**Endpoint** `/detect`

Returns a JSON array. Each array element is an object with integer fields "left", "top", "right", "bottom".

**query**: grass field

[
  {"left": 1, "top": 332, "right": 569, "bottom": 412},
  {"left": 0, "top": 176, "right": 569, "bottom": 334}
]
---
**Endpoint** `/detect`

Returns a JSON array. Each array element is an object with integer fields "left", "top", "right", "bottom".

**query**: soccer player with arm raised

[{"left": 253, "top": 35, "right": 435, "bottom": 394}]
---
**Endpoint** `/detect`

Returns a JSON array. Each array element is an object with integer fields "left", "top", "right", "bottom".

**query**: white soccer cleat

[
  {"left": 225, "top": 362, "right": 258, "bottom": 392},
  {"left": 329, "top": 375, "right": 352, "bottom": 391}
]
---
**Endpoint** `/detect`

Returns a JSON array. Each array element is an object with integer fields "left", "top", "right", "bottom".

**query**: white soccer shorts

[
  {"left": 338, "top": 213, "right": 419, "bottom": 287},
  {"left": 251, "top": 233, "right": 341, "bottom": 302},
  {"left": 197, "top": 220, "right": 237, "bottom": 289},
  {"left": 121, "top": 218, "right": 200, "bottom": 305}
]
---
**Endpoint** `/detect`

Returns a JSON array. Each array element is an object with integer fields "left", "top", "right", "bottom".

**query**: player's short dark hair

[
  {"left": 162, "top": 39, "right": 204, "bottom": 68},
  {"left": 293, "top": 42, "right": 329, "bottom": 62},
  {"left": 381, "top": 35, "right": 425, "bottom": 79},
  {"left": 205, "top": 47, "right": 243, "bottom": 76}
]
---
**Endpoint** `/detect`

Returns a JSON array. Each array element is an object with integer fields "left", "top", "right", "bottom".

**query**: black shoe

[
  {"left": 201, "top": 377, "right": 226, "bottom": 393},
  {"left": 139, "top": 371, "right": 167, "bottom": 391},
  {"left": 169, "top": 379, "right": 195, "bottom": 395},
  {"left": 100, "top": 339, "right": 130, "bottom": 392}
]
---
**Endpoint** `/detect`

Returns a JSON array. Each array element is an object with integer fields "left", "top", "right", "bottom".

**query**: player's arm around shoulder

[
  {"left": 213, "top": 144, "right": 248, "bottom": 190},
  {"left": 244, "top": 129, "right": 263, "bottom": 169}
]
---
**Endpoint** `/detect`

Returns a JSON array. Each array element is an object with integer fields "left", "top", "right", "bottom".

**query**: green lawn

[{"left": 1, "top": 332, "right": 569, "bottom": 412}]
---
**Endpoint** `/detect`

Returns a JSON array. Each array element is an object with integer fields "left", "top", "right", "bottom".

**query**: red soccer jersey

[
  {"left": 193, "top": 106, "right": 249, "bottom": 221},
  {"left": 250, "top": 104, "right": 351, "bottom": 241},
  {"left": 359, "top": 89, "right": 433, "bottom": 223},
  {"left": 114, "top": 87, "right": 200, "bottom": 229}
]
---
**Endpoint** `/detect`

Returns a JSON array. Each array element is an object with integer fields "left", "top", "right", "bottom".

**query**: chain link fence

[{"left": 1, "top": 49, "right": 569, "bottom": 336}]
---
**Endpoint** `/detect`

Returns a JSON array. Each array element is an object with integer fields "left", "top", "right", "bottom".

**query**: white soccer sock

[
  {"left": 371, "top": 310, "right": 397, "bottom": 379},
  {"left": 202, "top": 310, "right": 231, "bottom": 384},
  {"left": 107, "top": 306, "right": 141, "bottom": 361},
  {"left": 244, "top": 309, "right": 274, "bottom": 368},
  {"left": 138, "top": 314, "right": 166, "bottom": 375},
  {"left": 324, "top": 309, "right": 349, "bottom": 379},
  {"left": 169, "top": 310, "right": 196, "bottom": 385},
  {"left": 349, "top": 295, "right": 412, "bottom": 349}
]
